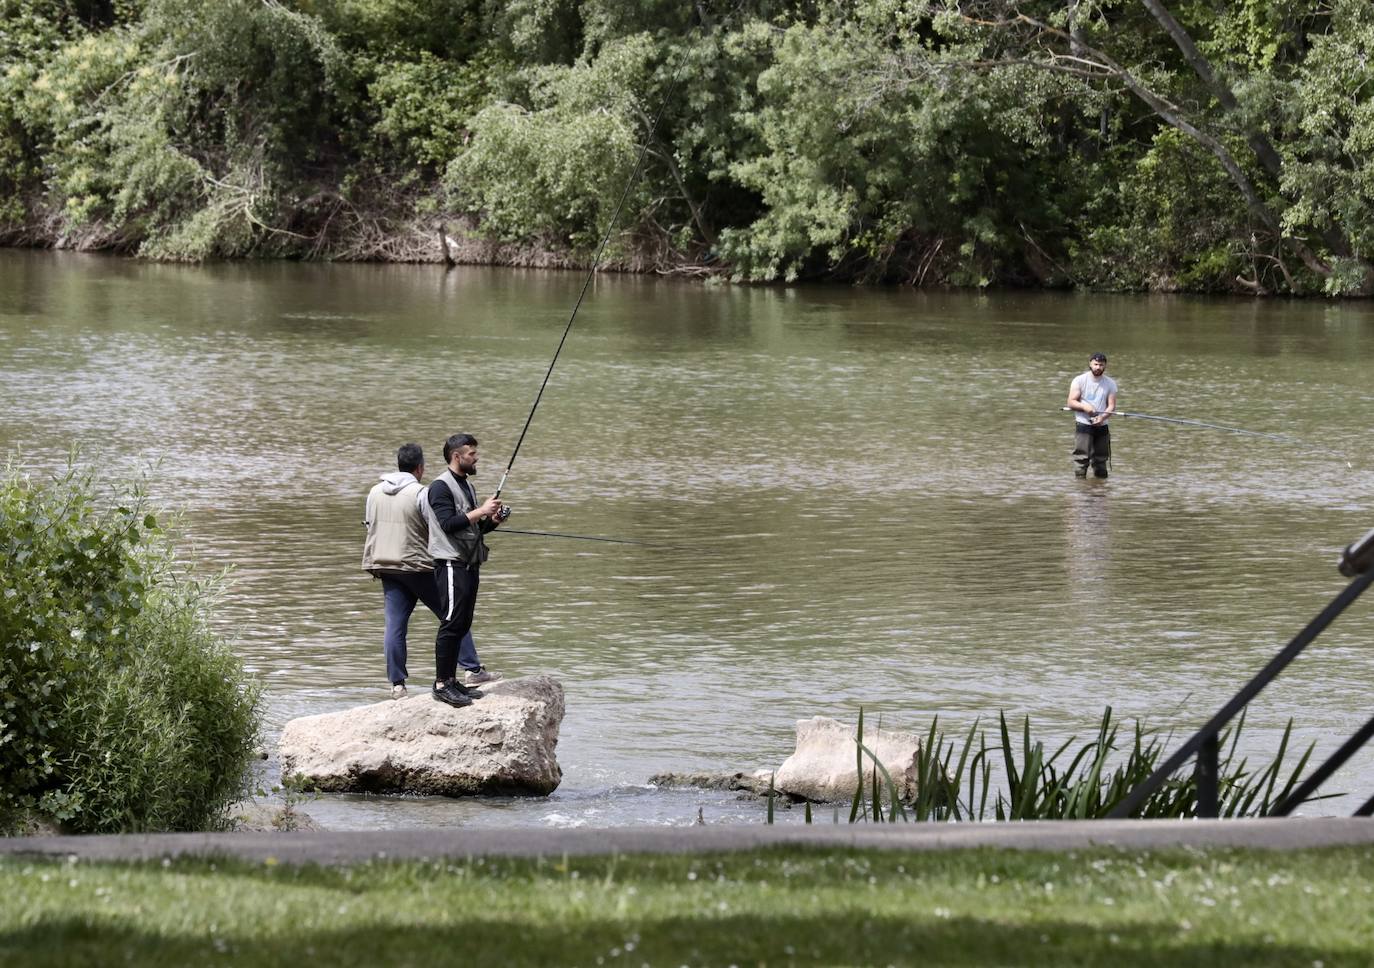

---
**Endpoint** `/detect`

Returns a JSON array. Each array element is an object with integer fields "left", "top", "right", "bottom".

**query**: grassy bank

[{"left": 3, "top": 846, "right": 1371, "bottom": 966}]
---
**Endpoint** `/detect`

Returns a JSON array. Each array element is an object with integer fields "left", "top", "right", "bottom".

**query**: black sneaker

[{"left": 432, "top": 680, "right": 472, "bottom": 708}]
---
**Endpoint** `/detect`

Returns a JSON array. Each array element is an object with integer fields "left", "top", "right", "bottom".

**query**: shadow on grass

[{"left": 0, "top": 912, "right": 1346, "bottom": 967}]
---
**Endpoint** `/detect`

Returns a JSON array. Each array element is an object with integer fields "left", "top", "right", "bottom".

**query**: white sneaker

[
  {"left": 391, "top": 683, "right": 407, "bottom": 700},
  {"left": 462, "top": 666, "right": 502, "bottom": 687}
]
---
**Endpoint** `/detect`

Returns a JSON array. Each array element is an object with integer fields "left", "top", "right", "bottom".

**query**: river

[{"left": 2, "top": 249, "right": 1371, "bottom": 828}]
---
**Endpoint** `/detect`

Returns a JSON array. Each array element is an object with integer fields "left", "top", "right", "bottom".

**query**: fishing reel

[
  {"left": 495, "top": 505, "right": 512, "bottom": 523},
  {"left": 1337, "top": 528, "right": 1374, "bottom": 578}
]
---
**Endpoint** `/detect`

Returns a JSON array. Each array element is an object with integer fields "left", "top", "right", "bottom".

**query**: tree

[{"left": 951, "top": 0, "right": 1374, "bottom": 293}]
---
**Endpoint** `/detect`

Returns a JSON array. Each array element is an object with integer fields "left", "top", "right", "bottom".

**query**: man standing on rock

[
  {"left": 421, "top": 432, "right": 507, "bottom": 708},
  {"left": 363, "top": 443, "right": 496, "bottom": 700},
  {"left": 1066, "top": 352, "right": 1118, "bottom": 479}
]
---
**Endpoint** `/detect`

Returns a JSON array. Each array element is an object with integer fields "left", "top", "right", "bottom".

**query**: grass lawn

[{"left": 2, "top": 845, "right": 1371, "bottom": 966}]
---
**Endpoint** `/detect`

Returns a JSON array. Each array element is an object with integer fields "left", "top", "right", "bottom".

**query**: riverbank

[
  {"left": 5, "top": 818, "right": 1374, "bottom": 864},
  {"left": 5, "top": 827, "right": 1373, "bottom": 966},
  {"left": 8, "top": 2, "right": 1374, "bottom": 294},
  {"left": 0, "top": 212, "right": 604, "bottom": 271},
  {"left": 0, "top": 202, "right": 708, "bottom": 276}
]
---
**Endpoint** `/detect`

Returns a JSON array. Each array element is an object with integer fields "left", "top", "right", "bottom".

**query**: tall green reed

[{"left": 833, "top": 706, "right": 1320, "bottom": 823}]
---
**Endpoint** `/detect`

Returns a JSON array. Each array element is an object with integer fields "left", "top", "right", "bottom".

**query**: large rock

[
  {"left": 773, "top": 716, "right": 921, "bottom": 803},
  {"left": 279, "top": 675, "right": 563, "bottom": 797}
]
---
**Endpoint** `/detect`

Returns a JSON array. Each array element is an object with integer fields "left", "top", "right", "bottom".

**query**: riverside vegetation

[
  {"left": 0, "top": 460, "right": 261, "bottom": 834},
  {"left": 2, "top": 0, "right": 1374, "bottom": 294},
  {"left": 806, "top": 706, "right": 1321, "bottom": 825}
]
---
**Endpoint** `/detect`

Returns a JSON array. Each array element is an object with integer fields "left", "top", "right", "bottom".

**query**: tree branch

[
  {"left": 629, "top": 102, "right": 717, "bottom": 247},
  {"left": 1139, "top": 0, "right": 1364, "bottom": 276},
  {"left": 1137, "top": 0, "right": 1285, "bottom": 179},
  {"left": 991, "top": 12, "right": 1333, "bottom": 278}
]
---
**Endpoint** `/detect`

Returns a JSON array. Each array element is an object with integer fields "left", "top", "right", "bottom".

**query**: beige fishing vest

[{"left": 362, "top": 479, "right": 432, "bottom": 574}]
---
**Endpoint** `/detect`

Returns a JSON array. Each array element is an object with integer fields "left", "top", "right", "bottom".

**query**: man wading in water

[
  {"left": 420, "top": 433, "right": 508, "bottom": 707},
  {"left": 1067, "top": 352, "right": 1117, "bottom": 479}
]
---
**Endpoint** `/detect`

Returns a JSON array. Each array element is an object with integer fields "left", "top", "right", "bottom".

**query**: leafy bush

[
  {"left": 1071, "top": 129, "right": 1254, "bottom": 293},
  {"left": 1281, "top": 0, "right": 1374, "bottom": 294},
  {"left": 368, "top": 51, "right": 496, "bottom": 169},
  {"left": 445, "top": 33, "right": 656, "bottom": 251},
  {"left": 313, "top": 0, "right": 486, "bottom": 62},
  {"left": 716, "top": 18, "right": 1081, "bottom": 285},
  {"left": 0, "top": 0, "right": 356, "bottom": 257},
  {"left": 0, "top": 459, "right": 261, "bottom": 833}
]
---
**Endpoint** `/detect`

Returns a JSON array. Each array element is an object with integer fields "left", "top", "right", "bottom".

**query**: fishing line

[
  {"left": 494, "top": 55, "right": 694, "bottom": 502},
  {"left": 496, "top": 527, "right": 679, "bottom": 549}
]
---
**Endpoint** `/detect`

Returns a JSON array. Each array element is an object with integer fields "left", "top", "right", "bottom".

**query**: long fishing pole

[
  {"left": 1058, "top": 406, "right": 1354, "bottom": 467},
  {"left": 1058, "top": 407, "right": 1293, "bottom": 441},
  {"left": 493, "top": 63, "right": 691, "bottom": 503}
]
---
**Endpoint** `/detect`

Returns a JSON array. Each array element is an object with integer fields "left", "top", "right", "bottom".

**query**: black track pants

[{"left": 434, "top": 559, "right": 480, "bottom": 683}]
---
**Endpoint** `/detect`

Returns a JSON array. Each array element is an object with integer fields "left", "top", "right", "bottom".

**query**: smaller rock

[{"left": 774, "top": 716, "right": 922, "bottom": 803}]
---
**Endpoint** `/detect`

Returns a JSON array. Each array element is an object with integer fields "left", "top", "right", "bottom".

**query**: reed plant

[{"left": 827, "top": 706, "right": 1318, "bottom": 823}]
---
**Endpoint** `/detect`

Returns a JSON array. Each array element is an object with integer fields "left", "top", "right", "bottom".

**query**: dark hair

[
  {"left": 1089, "top": 352, "right": 1108, "bottom": 362},
  {"left": 396, "top": 443, "right": 424, "bottom": 474},
  {"left": 443, "top": 433, "right": 478, "bottom": 463}
]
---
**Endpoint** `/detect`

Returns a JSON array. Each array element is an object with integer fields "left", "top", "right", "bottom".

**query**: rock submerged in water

[
  {"left": 773, "top": 716, "right": 921, "bottom": 803},
  {"left": 279, "top": 675, "right": 564, "bottom": 797},
  {"left": 648, "top": 770, "right": 777, "bottom": 797},
  {"left": 651, "top": 716, "right": 923, "bottom": 804},
  {"left": 224, "top": 799, "right": 322, "bottom": 832}
]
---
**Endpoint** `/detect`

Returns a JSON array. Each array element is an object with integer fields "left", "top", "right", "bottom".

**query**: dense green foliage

[
  {"left": 5, "top": 847, "right": 1374, "bottom": 965},
  {"left": 0, "top": 460, "right": 261, "bottom": 833},
  {"left": 2, "top": 0, "right": 1374, "bottom": 292}
]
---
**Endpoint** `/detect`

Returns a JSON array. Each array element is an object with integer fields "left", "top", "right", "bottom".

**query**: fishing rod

[
  {"left": 492, "top": 61, "right": 691, "bottom": 504},
  {"left": 1059, "top": 407, "right": 1293, "bottom": 441},
  {"left": 1059, "top": 406, "right": 1355, "bottom": 467},
  {"left": 496, "top": 527, "right": 677, "bottom": 549}
]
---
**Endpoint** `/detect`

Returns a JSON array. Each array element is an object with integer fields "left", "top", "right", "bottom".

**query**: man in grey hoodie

[{"left": 362, "top": 443, "right": 493, "bottom": 699}]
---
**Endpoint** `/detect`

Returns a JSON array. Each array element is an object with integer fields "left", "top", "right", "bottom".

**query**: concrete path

[{"left": 3, "top": 819, "right": 1374, "bottom": 865}]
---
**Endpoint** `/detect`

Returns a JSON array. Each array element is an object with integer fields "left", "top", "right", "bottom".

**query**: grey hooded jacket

[{"left": 361, "top": 471, "right": 432, "bottom": 575}]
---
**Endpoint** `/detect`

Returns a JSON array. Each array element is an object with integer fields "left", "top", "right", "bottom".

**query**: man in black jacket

[{"left": 420, "top": 433, "right": 508, "bottom": 707}]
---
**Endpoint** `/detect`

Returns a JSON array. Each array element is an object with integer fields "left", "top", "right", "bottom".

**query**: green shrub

[
  {"left": 1070, "top": 128, "right": 1254, "bottom": 293},
  {"left": 368, "top": 51, "right": 496, "bottom": 169},
  {"left": 445, "top": 33, "right": 656, "bottom": 251},
  {"left": 0, "top": 459, "right": 261, "bottom": 834}
]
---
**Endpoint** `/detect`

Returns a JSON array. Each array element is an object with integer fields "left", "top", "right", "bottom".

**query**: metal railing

[{"left": 1108, "top": 527, "right": 1374, "bottom": 819}]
